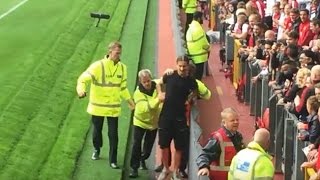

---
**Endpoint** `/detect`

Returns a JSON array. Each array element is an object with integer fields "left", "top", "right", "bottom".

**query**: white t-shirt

[
  {"left": 277, "top": 13, "right": 285, "bottom": 40},
  {"left": 233, "top": 23, "right": 249, "bottom": 34}
]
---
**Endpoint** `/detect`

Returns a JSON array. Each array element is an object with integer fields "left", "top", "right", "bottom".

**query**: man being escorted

[
  {"left": 196, "top": 108, "right": 245, "bottom": 179},
  {"left": 228, "top": 128, "right": 275, "bottom": 180},
  {"left": 157, "top": 56, "right": 198, "bottom": 180},
  {"left": 76, "top": 41, "right": 135, "bottom": 169}
]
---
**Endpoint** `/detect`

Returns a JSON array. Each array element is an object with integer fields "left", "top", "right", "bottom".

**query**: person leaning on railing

[{"left": 296, "top": 95, "right": 320, "bottom": 144}]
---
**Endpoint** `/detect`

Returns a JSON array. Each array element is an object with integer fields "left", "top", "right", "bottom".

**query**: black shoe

[
  {"left": 154, "top": 164, "right": 163, "bottom": 173},
  {"left": 139, "top": 160, "right": 148, "bottom": 170},
  {"left": 110, "top": 163, "right": 120, "bottom": 169},
  {"left": 178, "top": 170, "right": 188, "bottom": 178},
  {"left": 91, "top": 149, "right": 100, "bottom": 160},
  {"left": 129, "top": 169, "right": 138, "bottom": 178}
]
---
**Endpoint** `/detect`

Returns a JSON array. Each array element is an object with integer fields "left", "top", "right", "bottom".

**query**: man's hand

[
  {"left": 158, "top": 92, "right": 165, "bottom": 102},
  {"left": 302, "top": 45, "right": 310, "bottom": 50},
  {"left": 300, "top": 161, "right": 313, "bottom": 171},
  {"left": 251, "top": 76, "right": 258, "bottom": 83},
  {"left": 77, "top": 91, "right": 86, "bottom": 98},
  {"left": 164, "top": 68, "right": 174, "bottom": 75},
  {"left": 197, "top": 167, "right": 209, "bottom": 176},
  {"left": 307, "top": 148, "right": 318, "bottom": 161},
  {"left": 310, "top": 172, "right": 320, "bottom": 180},
  {"left": 127, "top": 99, "right": 135, "bottom": 110},
  {"left": 294, "top": 96, "right": 301, "bottom": 106}
]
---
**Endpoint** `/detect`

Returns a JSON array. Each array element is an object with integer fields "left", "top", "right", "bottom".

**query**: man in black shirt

[{"left": 156, "top": 56, "right": 198, "bottom": 180}]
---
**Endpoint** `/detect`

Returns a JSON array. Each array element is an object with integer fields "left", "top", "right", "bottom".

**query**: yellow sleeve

[
  {"left": 133, "top": 89, "right": 149, "bottom": 113},
  {"left": 76, "top": 61, "right": 100, "bottom": 94},
  {"left": 254, "top": 156, "right": 275, "bottom": 179},
  {"left": 197, "top": 80, "right": 211, "bottom": 100},
  {"left": 228, "top": 154, "right": 236, "bottom": 179},
  {"left": 182, "top": 0, "right": 189, "bottom": 8},
  {"left": 120, "top": 64, "right": 131, "bottom": 100}
]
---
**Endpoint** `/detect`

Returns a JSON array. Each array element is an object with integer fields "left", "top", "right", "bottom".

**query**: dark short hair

[
  {"left": 311, "top": 18, "right": 320, "bottom": 26},
  {"left": 288, "top": 31, "right": 299, "bottom": 39},
  {"left": 287, "top": 44, "right": 299, "bottom": 58},
  {"left": 300, "top": 9, "right": 309, "bottom": 15},
  {"left": 176, "top": 56, "right": 190, "bottom": 63},
  {"left": 193, "top": 11, "right": 203, "bottom": 20},
  {"left": 290, "top": 8, "right": 300, "bottom": 14},
  {"left": 265, "top": 40, "right": 274, "bottom": 46}
]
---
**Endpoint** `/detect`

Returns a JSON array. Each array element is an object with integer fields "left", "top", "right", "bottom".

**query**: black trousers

[
  {"left": 195, "top": 62, "right": 205, "bottom": 80},
  {"left": 178, "top": 0, "right": 183, "bottom": 9},
  {"left": 130, "top": 125, "right": 157, "bottom": 170},
  {"left": 92, "top": 115, "right": 118, "bottom": 164}
]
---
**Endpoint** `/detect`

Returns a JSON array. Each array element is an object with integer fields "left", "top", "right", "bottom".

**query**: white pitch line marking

[{"left": 0, "top": 0, "right": 29, "bottom": 20}]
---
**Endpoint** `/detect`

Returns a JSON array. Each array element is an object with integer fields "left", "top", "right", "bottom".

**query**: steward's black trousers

[
  {"left": 92, "top": 115, "right": 118, "bottom": 164},
  {"left": 130, "top": 125, "right": 157, "bottom": 170}
]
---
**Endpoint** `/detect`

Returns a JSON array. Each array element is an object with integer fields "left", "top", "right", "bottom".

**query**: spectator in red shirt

[
  {"left": 272, "top": 4, "right": 281, "bottom": 33},
  {"left": 298, "top": 9, "right": 315, "bottom": 46},
  {"left": 250, "top": 0, "right": 266, "bottom": 19},
  {"left": 247, "top": 13, "right": 262, "bottom": 47}
]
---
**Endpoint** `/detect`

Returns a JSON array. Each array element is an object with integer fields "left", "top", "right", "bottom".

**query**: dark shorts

[{"left": 158, "top": 116, "right": 189, "bottom": 150}]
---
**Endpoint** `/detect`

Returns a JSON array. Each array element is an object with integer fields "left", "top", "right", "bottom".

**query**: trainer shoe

[
  {"left": 178, "top": 170, "right": 188, "bottom": 178},
  {"left": 129, "top": 169, "right": 138, "bottom": 178},
  {"left": 139, "top": 160, "right": 148, "bottom": 170},
  {"left": 154, "top": 164, "right": 164, "bottom": 172},
  {"left": 171, "top": 171, "right": 183, "bottom": 180},
  {"left": 157, "top": 170, "right": 172, "bottom": 180},
  {"left": 91, "top": 149, "right": 100, "bottom": 160},
  {"left": 110, "top": 163, "right": 120, "bottom": 169}
]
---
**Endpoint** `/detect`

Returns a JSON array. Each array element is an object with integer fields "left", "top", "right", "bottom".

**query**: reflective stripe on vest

[
  {"left": 210, "top": 132, "right": 233, "bottom": 171},
  {"left": 185, "top": 5, "right": 197, "bottom": 8},
  {"left": 187, "top": 34, "right": 205, "bottom": 43},
  {"left": 90, "top": 102, "right": 121, "bottom": 108},
  {"left": 134, "top": 94, "right": 151, "bottom": 120},
  {"left": 87, "top": 61, "right": 124, "bottom": 87},
  {"left": 188, "top": 51, "right": 208, "bottom": 57},
  {"left": 88, "top": 60, "right": 125, "bottom": 109}
]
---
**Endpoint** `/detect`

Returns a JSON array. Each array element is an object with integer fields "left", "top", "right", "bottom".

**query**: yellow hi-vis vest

[
  {"left": 77, "top": 58, "right": 131, "bottom": 117},
  {"left": 228, "top": 142, "right": 275, "bottom": 180},
  {"left": 197, "top": 80, "right": 211, "bottom": 100},
  {"left": 186, "top": 20, "right": 210, "bottom": 64},
  {"left": 182, "top": 0, "right": 197, "bottom": 13},
  {"left": 133, "top": 82, "right": 162, "bottom": 130}
]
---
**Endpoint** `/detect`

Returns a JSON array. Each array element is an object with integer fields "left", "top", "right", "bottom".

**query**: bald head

[
  {"left": 265, "top": 30, "right": 275, "bottom": 41},
  {"left": 253, "top": 128, "right": 270, "bottom": 150}
]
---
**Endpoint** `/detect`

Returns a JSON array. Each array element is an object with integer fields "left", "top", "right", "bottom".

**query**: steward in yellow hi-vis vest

[
  {"left": 186, "top": 11, "right": 210, "bottom": 80},
  {"left": 129, "top": 69, "right": 163, "bottom": 178},
  {"left": 182, "top": 0, "right": 197, "bottom": 13},
  {"left": 228, "top": 128, "right": 275, "bottom": 180},
  {"left": 76, "top": 41, "right": 135, "bottom": 168}
]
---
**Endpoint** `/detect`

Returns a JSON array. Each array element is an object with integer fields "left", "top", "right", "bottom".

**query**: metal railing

[{"left": 189, "top": 106, "right": 210, "bottom": 180}]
